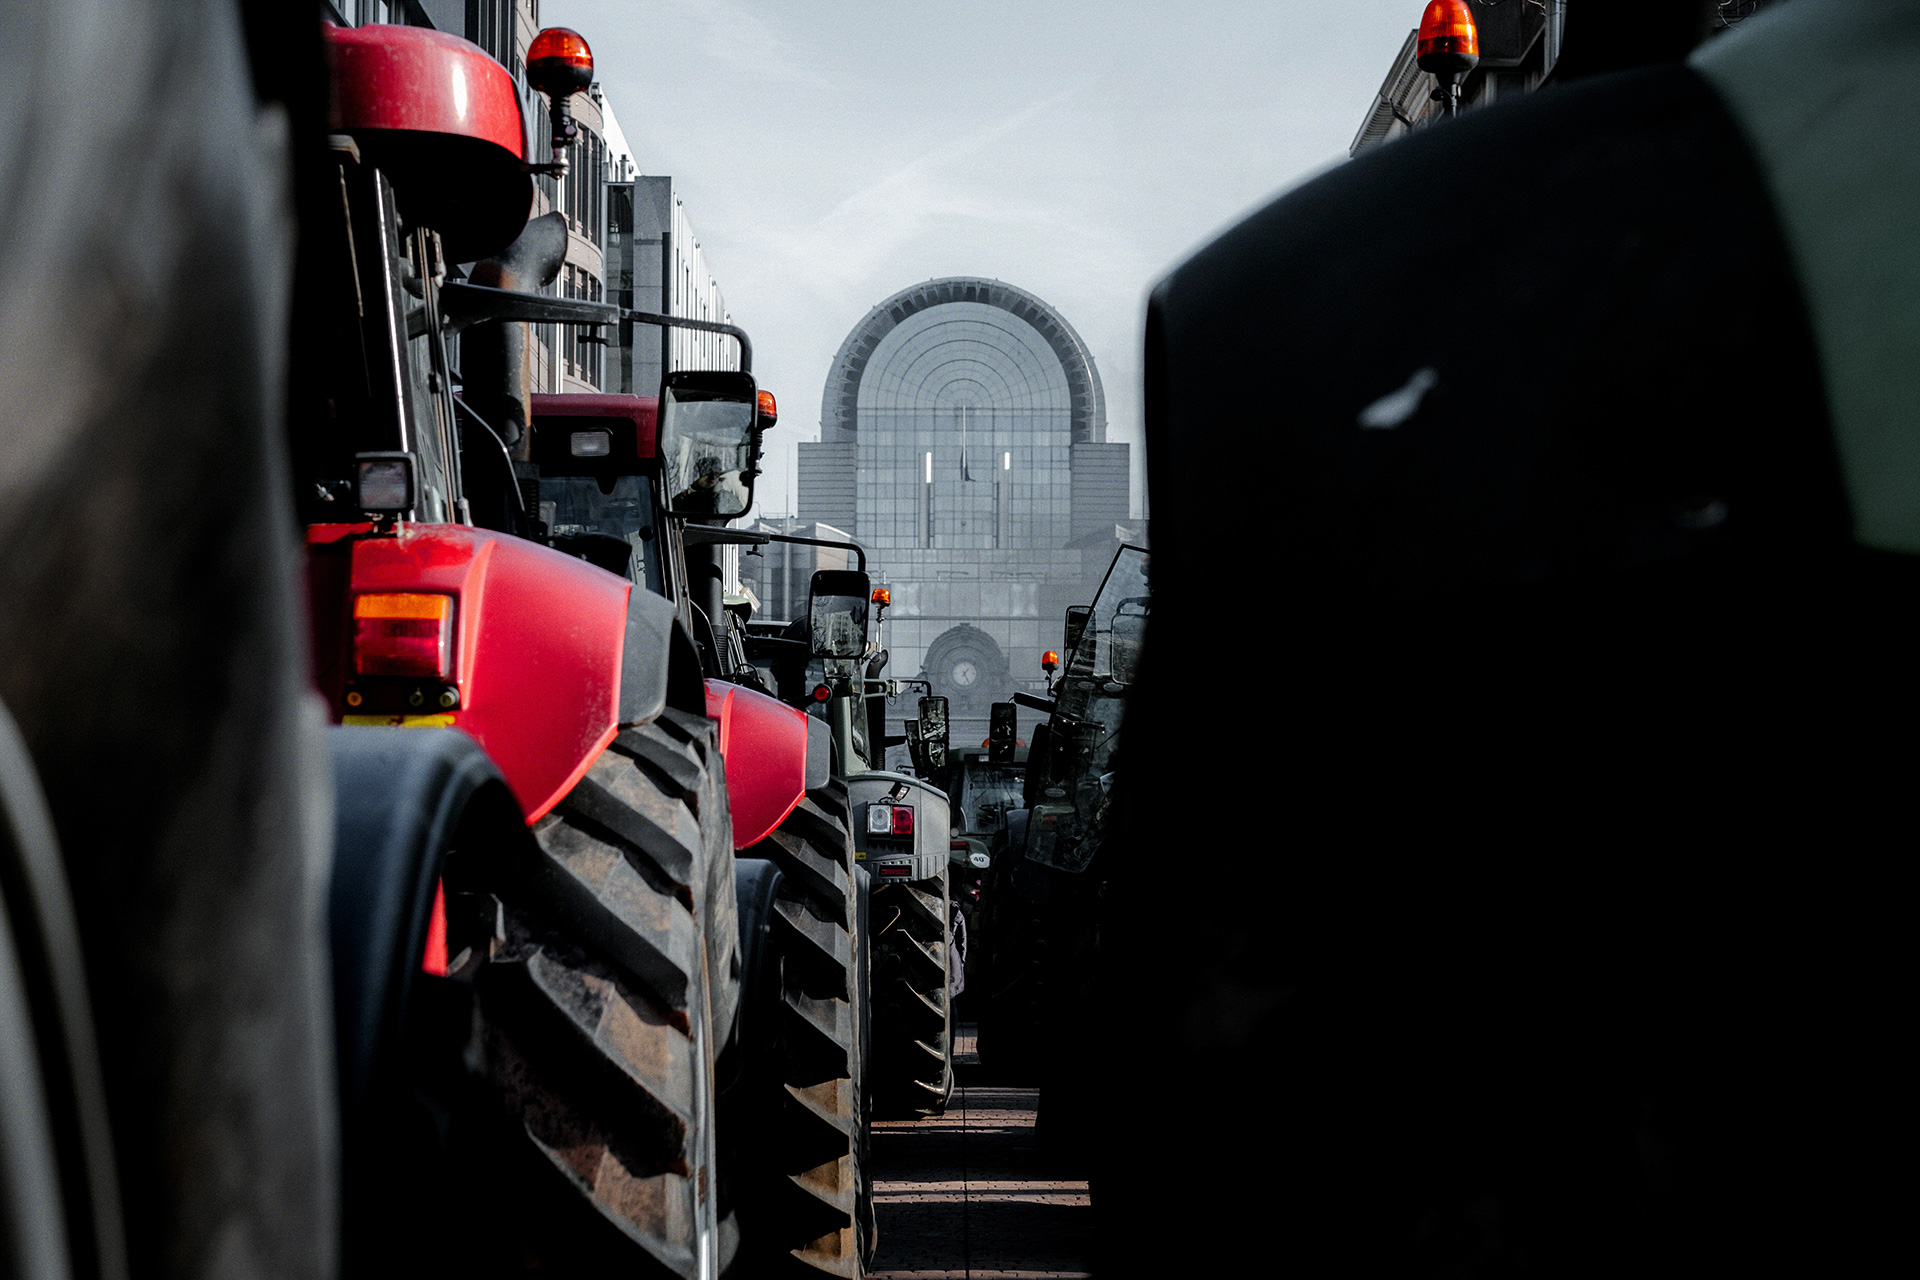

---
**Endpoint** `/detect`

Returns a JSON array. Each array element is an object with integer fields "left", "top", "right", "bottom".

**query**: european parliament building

[{"left": 797, "top": 277, "right": 1132, "bottom": 737}]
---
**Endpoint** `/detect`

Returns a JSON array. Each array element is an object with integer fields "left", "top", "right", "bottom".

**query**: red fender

[
  {"left": 308, "top": 524, "right": 627, "bottom": 823},
  {"left": 325, "top": 24, "right": 531, "bottom": 263},
  {"left": 704, "top": 680, "right": 811, "bottom": 849},
  {"left": 327, "top": 24, "right": 524, "bottom": 157}
]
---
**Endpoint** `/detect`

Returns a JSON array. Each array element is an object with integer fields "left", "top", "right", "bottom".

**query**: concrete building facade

[
  {"left": 331, "top": 2, "right": 736, "bottom": 403},
  {"left": 1351, "top": 0, "right": 1557, "bottom": 155},
  {"left": 605, "top": 177, "right": 740, "bottom": 395},
  {"left": 1351, "top": 1, "right": 1776, "bottom": 156}
]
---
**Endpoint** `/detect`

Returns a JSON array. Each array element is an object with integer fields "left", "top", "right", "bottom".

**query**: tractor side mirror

[
  {"left": 1110, "top": 601, "right": 1148, "bottom": 686},
  {"left": 808, "top": 569, "right": 870, "bottom": 659},
  {"left": 918, "top": 696, "right": 950, "bottom": 772},
  {"left": 1063, "top": 605, "right": 1092, "bottom": 664},
  {"left": 988, "top": 701, "right": 1017, "bottom": 765},
  {"left": 659, "top": 370, "right": 761, "bottom": 518}
]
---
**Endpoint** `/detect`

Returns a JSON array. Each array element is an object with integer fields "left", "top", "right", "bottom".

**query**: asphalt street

[{"left": 869, "top": 1026, "right": 1092, "bottom": 1279}]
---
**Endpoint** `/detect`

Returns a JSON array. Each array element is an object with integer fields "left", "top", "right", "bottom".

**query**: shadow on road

[{"left": 869, "top": 1025, "right": 1092, "bottom": 1279}]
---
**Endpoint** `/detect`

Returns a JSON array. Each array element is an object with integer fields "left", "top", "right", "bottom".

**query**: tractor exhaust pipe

[{"left": 460, "top": 212, "right": 568, "bottom": 455}]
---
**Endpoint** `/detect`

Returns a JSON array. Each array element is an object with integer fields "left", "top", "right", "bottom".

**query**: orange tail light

[{"left": 353, "top": 593, "right": 454, "bottom": 679}]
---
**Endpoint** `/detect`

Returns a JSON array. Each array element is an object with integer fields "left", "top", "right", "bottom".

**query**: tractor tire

[
  {"left": 852, "top": 866, "right": 875, "bottom": 1259},
  {"left": 731, "top": 780, "right": 874, "bottom": 1278},
  {"left": 1, "top": 4, "right": 333, "bottom": 1278},
  {"left": 869, "top": 865, "right": 955, "bottom": 1117},
  {"left": 975, "top": 851, "right": 1048, "bottom": 1083},
  {"left": 448, "top": 708, "right": 742, "bottom": 1280}
]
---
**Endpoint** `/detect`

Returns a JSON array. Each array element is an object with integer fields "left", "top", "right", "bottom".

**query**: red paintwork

[
  {"left": 704, "top": 681, "right": 810, "bottom": 849},
  {"left": 531, "top": 393, "right": 658, "bottom": 460},
  {"left": 308, "top": 523, "right": 629, "bottom": 823},
  {"left": 421, "top": 880, "right": 448, "bottom": 976},
  {"left": 327, "top": 24, "right": 524, "bottom": 159}
]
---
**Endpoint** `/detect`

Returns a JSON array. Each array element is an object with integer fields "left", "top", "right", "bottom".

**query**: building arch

[
  {"left": 819, "top": 277, "right": 1107, "bottom": 445},
  {"left": 920, "top": 624, "right": 1012, "bottom": 722}
]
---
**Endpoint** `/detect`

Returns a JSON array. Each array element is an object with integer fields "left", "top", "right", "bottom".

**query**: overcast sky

[{"left": 545, "top": 0, "right": 1427, "bottom": 517}]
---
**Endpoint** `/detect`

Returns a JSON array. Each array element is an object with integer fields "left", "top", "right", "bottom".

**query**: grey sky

[{"left": 546, "top": 0, "right": 1425, "bottom": 517}]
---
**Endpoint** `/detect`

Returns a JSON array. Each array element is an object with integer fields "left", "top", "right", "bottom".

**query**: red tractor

[{"left": 296, "top": 22, "right": 869, "bottom": 1280}]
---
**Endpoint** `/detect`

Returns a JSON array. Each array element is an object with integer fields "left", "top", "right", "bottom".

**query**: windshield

[
  {"left": 535, "top": 473, "right": 662, "bottom": 594},
  {"left": 1053, "top": 544, "right": 1149, "bottom": 777},
  {"left": 1026, "top": 544, "right": 1147, "bottom": 874},
  {"left": 955, "top": 760, "right": 1024, "bottom": 835}
]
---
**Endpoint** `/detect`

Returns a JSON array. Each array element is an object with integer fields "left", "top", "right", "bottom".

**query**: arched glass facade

[{"left": 796, "top": 278, "right": 1126, "bottom": 737}]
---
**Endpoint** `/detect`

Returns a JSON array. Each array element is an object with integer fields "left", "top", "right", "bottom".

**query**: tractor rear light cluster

[
  {"left": 866, "top": 804, "right": 914, "bottom": 836},
  {"left": 353, "top": 593, "right": 454, "bottom": 679}
]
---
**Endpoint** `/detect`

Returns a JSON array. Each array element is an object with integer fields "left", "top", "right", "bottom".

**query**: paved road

[{"left": 869, "top": 1026, "right": 1092, "bottom": 1279}]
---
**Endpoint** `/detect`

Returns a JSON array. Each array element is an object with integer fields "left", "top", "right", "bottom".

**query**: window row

[{"left": 562, "top": 265, "right": 604, "bottom": 387}]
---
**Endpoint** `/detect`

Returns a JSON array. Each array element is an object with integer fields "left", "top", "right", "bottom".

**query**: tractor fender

[
  {"left": 703, "top": 681, "right": 830, "bottom": 849},
  {"left": 848, "top": 771, "right": 952, "bottom": 881},
  {"left": 721, "top": 856, "right": 783, "bottom": 1087},
  {"left": 621, "top": 584, "right": 707, "bottom": 728},
  {"left": 313, "top": 524, "right": 706, "bottom": 823},
  {"left": 327, "top": 725, "right": 535, "bottom": 1274},
  {"left": 327, "top": 725, "right": 530, "bottom": 1116}
]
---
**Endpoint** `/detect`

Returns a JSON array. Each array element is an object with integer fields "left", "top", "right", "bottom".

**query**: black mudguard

[
  {"left": 327, "top": 726, "right": 533, "bottom": 1275},
  {"left": 620, "top": 587, "right": 710, "bottom": 728},
  {"left": 721, "top": 856, "right": 783, "bottom": 1091},
  {"left": 328, "top": 726, "right": 526, "bottom": 1112}
]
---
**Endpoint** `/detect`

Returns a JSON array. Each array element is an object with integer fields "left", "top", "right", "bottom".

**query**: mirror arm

[
  {"left": 760, "top": 530, "right": 866, "bottom": 573},
  {"left": 681, "top": 526, "right": 772, "bottom": 548},
  {"left": 623, "top": 308, "right": 753, "bottom": 373},
  {"left": 439, "top": 281, "right": 619, "bottom": 335},
  {"left": 1011, "top": 691, "right": 1057, "bottom": 715},
  {"left": 439, "top": 289, "right": 756, "bottom": 376}
]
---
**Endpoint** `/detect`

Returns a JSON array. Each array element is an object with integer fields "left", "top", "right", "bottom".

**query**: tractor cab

[
  {"left": 522, "top": 396, "right": 675, "bottom": 581},
  {"left": 947, "top": 747, "right": 1028, "bottom": 838},
  {"left": 527, "top": 377, "right": 773, "bottom": 679},
  {"left": 292, "top": 23, "right": 535, "bottom": 533},
  {"left": 1020, "top": 543, "right": 1149, "bottom": 875}
]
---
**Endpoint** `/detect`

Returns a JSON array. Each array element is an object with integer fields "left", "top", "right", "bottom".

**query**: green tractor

[
  {"left": 748, "top": 564, "right": 960, "bottom": 1118},
  {"left": 921, "top": 719, "right": 1028, "bottom": 1016}
]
